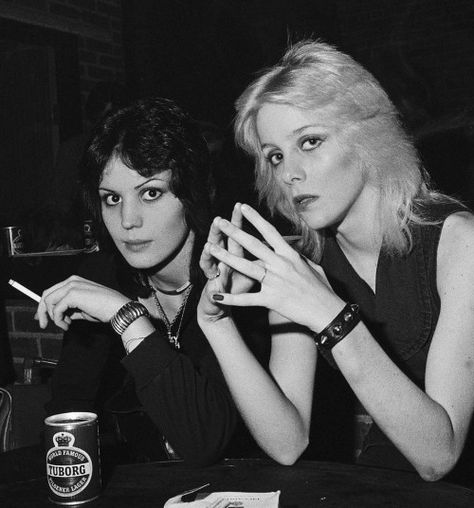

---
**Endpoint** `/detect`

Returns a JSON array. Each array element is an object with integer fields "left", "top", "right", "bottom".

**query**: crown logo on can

[{"left": 54, "top": 432, "right": 75, "bottom": 447}]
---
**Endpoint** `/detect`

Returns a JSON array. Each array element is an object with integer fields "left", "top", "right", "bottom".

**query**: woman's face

[
  {"left": 99, "top": 155, "right": 192, "bottom": 271},
  {"left": 256, "top": 103, "right": 373, "bottom": 232}
]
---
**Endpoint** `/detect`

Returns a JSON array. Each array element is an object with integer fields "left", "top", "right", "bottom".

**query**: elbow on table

[
  {"left": 417, "top": 451, "right": 459, "bottom": 482},
  {"left": 269, "top": 436, "right": 309, "bottom": 466}
]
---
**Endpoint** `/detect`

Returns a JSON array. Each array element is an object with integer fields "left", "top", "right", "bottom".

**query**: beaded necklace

[{"left": 148, "top": 282, "right": 193, "bottom": 349}]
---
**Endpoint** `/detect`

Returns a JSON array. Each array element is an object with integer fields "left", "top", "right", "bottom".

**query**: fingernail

[{"left": 212, "top": 294, "right": 224, "bottom": 301}]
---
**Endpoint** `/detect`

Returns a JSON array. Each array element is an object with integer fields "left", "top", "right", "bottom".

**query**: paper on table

[{"left": 164, "top": 490, "right": 280, "bottom": 508}]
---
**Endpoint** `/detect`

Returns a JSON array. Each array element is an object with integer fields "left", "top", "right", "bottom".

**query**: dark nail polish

[{"left": 212, "top": 294, "right": 224, "bottom": 301}]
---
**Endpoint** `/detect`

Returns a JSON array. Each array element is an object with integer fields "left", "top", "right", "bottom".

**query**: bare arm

[
  {"left": 198, "top": 204, "right": 316, "bottom": 464},
  {"left": 208, "top": 205, "right": 474, "bottom": 479},
  {"left": 331, "top": 212, "right": 474, "bottom": 480},
  {"left": 198, "top": 310, "right": 316, "bottom": 464}
]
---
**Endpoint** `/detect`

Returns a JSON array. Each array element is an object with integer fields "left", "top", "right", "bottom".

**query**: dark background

[
  {"left": 121, "top": 0, "right": 474, "bottom": 208},
  {"left": 0, "top": 0, "right": 473, "bottom": 224}
]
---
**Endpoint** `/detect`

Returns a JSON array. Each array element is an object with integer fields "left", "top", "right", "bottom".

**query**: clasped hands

[{"left": 199, "top": 203, "right": 343, "bottom": 332}]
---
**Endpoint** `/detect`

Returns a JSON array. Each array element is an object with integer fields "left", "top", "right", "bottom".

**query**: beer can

[
  {"left": 1, "top": 226, "right": 24, "bottom": 256},
  {"left": 44, "top": 412, "right": 101, "bottom": 505}
]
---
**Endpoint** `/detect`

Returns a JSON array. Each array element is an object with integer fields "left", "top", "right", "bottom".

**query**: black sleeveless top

[{"left": 319, "top": 203, "right": 468, "bottom": 472}]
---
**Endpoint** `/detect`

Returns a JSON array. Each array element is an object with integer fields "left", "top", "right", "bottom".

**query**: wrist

[
  {"left": 198, "top": 313, "right": 234, "bottom": 332},
  {"left": 110, "top": 301, "right": 150, "bottom": 336},
  {"left": 122, "top": 336, "right": 146, "bottom": 354},
  {"left": 121, "top": 316, "right": 155, "bottom": 342},
  {"left": 311, "top": 303, "right": 360, "bottom": 351},
  {"left": 306, "top": 299, "right": 346, "bottom": 333}
]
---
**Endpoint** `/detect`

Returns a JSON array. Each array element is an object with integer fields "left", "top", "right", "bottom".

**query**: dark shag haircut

[{"left": 79, "top": 96, "right": 213, "bottom": 290}]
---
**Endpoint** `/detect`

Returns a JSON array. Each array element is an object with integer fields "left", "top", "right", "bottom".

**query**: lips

[
  {"left": 293, "top": 194, "right": 318, "bottom": 212},
  {"left": 123, "top": 240, "right": 151, "bottom": 252}
]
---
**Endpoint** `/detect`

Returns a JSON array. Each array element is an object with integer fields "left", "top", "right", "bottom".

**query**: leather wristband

[
  {"left": 110, "top": 301, "right": 150, "bottom": 336},
  {"left": 312, "top": 303, "right": 360, "bottom": 350}
]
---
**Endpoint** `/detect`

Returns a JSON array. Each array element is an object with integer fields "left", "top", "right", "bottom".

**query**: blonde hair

[{"left": 234, "top": 40, "right": 461, "bottom": 260}]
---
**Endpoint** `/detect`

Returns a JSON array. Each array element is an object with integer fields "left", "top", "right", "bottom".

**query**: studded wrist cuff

[{"left": 312, "top": 303, "right": 360, "bottom": 351}]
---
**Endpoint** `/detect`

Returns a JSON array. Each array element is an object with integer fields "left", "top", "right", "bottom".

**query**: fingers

[
  {"left": 200, "top": 241, "right": 220, "bottom": 279},
  {"left": 37, "top": 276, "right": 101, "bottom": 330},
  {"left": 239, "top": 204, "right": 296, "bottom": 254},
  {"left": 200, "top": 216, "right": 229, "bottom": 279},
  {"left": 208, "top": 242, "right": 264, "bottom": 282},
  {"left": 200, "top": 204, "right": 244, "bottom": 280},
  {"left": 50, "top": 294, "right": 84, "bottom": 330},
  {"left": 211, "top": 204, "right": 297, "bottom": 264},
  {"left": 211, "top": 291, "right": 261, "bottom": 308},
  {"left": 228, "top": 203, "right": 244, "bottom": 257},
  {"left": 207, "top": 216, "right": 226, "bottom": 247},
  {"left": 211, "top": 216, "right": 276, "bottom": 265}
]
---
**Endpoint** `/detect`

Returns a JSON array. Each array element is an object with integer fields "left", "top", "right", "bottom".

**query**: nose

[
  {"left": 121, "top": 200, "right": 143, "bottom": 230},
  {"left": 280, "top": 156, "right": 306, "bottom": 186}
]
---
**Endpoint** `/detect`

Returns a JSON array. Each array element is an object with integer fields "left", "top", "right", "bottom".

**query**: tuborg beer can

[{"left": 44, "top": 412, "right": 101, "bottom": 505}]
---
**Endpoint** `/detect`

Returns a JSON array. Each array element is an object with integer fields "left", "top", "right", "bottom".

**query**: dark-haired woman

[{"left": 38, "top": 97, "right": 267, "bottom": 465}]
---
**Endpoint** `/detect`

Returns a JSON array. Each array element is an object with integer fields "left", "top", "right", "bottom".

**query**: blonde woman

[{"left": 197, "top": 40, "right": 474, "bottom": 482}]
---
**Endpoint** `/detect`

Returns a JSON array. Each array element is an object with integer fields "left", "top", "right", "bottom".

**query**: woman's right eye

[
  {"left": 267, "top": 152, "right": 283, "bottom": 167},
  {"left": 101, "top": 194, "right": 121, "bottom": 206}
]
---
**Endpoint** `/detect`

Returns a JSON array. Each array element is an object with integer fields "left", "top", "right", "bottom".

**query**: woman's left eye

[
  {"left": 142, "top": 188, "right": 162, "bottom": 201},
  {"left": 301, "top": 137, "right": 323, "bottom": 150}
]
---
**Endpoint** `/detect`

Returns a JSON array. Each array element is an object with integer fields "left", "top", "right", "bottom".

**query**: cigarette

[{"left": 8, "top": 279, "right": 41, "bottom": 303}]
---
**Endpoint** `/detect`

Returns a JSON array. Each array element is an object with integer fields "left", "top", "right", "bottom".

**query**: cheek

[
  {"left": 101, "top": 209, "right": 119, "bottom": 236},
  {"left": 153, "top": 206, "right": 187, "bottom": 236}
]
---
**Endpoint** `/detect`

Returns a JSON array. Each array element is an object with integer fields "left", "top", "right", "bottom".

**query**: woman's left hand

[
  {"left": 198, "top": 203, "right": 262, "bottom": 324},
  {"left": 36, "top": 275, "right": 131, "bottom": 331},
  {"left": 205, "top": 204, "right": 344, "bottom": 332}
]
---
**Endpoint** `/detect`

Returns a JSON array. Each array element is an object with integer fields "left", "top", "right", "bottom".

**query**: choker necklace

[
  {"left": 149, "top": 283, "right": 193, "bottom": 349},
  {"left": 148, "top": 279, "right": 192, "bottom": 296}
]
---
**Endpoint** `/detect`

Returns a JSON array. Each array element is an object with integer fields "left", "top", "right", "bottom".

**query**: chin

[
  {"left": 119, "top": 251, "right": 159, "bottom": 270},
  {"left": 300, "top": 213, "right": 330, "bottom": 231}
]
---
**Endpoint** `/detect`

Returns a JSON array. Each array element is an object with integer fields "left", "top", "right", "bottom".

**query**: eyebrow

[
  {"left": 260, "top": 124, "right": 327, "bottom": 150},
  {"left": 99, "top": 176, "right": 165, "bottom": 192}
]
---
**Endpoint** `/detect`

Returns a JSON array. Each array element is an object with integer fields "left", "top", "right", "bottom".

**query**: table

[{"left": 1, "top": 449, "right": 473, "bottom": 507}]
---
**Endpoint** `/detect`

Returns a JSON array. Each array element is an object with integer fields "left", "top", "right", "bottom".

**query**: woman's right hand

[{"left": 36, "top": 275, "right": 131, "bottom": 331}]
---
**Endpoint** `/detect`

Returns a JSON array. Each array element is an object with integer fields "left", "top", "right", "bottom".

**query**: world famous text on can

[{"left": 45, "top": 412, "right": 101, "bottom": 505}]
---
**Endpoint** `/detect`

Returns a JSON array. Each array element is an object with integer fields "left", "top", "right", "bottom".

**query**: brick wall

[
  {"left": 5, "top": 299, "right": 63, "bottom": 383},
  {"left": 0, "top": 0, "right": 125, "bottom": 107}
]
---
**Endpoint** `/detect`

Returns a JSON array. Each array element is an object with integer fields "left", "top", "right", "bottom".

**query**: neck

[{"left": 333, "top": 184, "right": 382, "bottom": 258}]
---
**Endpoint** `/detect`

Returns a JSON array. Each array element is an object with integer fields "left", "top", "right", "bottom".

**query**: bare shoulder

[
  {"left": 439, "top": 211, "right": 474, "bottom": 253},
  {"left": 437, "top": 211, "right": 474, "bottom": 280}
]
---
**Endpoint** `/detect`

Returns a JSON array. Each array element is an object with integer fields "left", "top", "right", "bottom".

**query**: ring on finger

[
  {"left": 259, "top": 267, "right": 267, "bottom": 284},
  {"left": 207, "top": 268, "right": 221, "bottom": 280}
]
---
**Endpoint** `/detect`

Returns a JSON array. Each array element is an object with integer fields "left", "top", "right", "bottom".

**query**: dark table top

[{"left": 1, "top": 447, "right": 474, "bottom": 507}]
